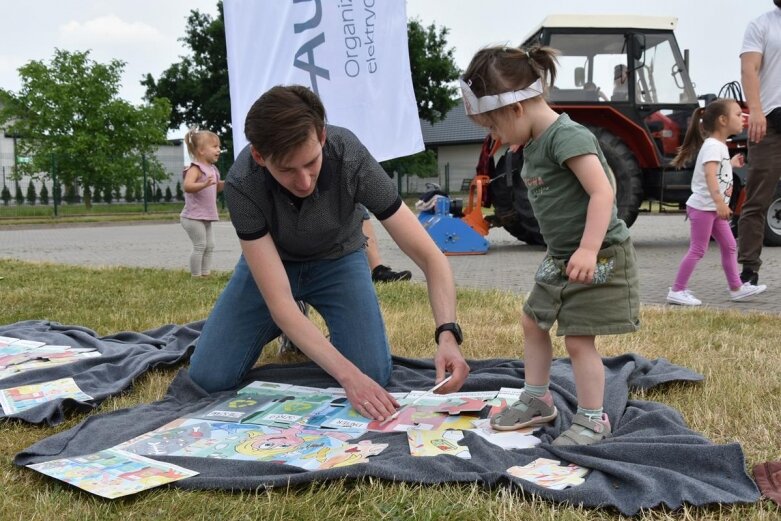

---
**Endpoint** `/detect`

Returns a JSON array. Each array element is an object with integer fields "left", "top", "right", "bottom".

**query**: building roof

[{"left": 420, "top": 99, "right": 487, "bottom": 147}]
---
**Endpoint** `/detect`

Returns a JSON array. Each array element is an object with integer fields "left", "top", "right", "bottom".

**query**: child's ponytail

[
  {"left": 184, "top": 126, "right": 200, "bottom": 158},
  {"left": 525, "top": 45, "right": 558, "bottom": 92},
  {"left": 671, "top": 99, "right": 736, "bottom": 168}
]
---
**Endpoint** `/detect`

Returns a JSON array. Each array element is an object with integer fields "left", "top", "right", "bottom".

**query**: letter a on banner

[{"left": 224, "top": 0, "right": 424, "bottom": 162}]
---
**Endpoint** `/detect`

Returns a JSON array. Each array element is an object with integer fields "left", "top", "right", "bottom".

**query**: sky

[{"left": 0, "top": 0, "right": 774, "bottom": 139}]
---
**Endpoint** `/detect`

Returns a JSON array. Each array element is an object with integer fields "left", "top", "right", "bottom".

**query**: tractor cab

[{"left": 523, "top": 15, "right": 699, "bottom": 167}]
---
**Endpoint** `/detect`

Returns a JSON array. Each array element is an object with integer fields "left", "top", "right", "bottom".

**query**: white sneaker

[
  {"left": 666, "top": 288, "right": 702, "bottom": 306},
  {"left": 729, "top": 282, "right": 767, "bottom": 301}
]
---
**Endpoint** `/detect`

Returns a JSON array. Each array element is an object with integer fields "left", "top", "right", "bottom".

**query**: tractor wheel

[
  {"left": 763, "top": 183, "right": 781, "bottom": 246},
  {"left": 489, "top": 148, "right": 545, "bottom": 245},
  {"left": 586, "top": 126, "right": 644, "bottom": 227}
]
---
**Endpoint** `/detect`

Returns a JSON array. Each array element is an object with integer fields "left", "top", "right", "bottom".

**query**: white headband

[{"left": 460, "top": 78, "right": 544, "bottom": 115}]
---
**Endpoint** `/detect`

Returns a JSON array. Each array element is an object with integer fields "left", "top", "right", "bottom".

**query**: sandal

[
  {"left": 490, "top": 392, "right": 558, "bottom": 431},
  {"left": 552, "top": 413, "right": 611, "bottom": 446}
]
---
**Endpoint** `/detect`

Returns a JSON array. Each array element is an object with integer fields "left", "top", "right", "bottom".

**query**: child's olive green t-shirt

[{"left": 521, "top": 113, "right": 629, "bottom": 258}]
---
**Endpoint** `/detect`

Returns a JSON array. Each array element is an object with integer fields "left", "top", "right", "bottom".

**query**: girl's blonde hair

[
  {"left": 671, "top": 99, "right": 737, "bottom": 168},
  {"left": 184, "top": 127, "right": 219, "bottom": 159},
  {"left": 462, "top": 45, "right": 559, "bottom": 126}
]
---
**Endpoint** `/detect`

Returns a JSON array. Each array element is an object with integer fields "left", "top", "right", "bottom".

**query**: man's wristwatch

[{"left": 435, "top": 322, "right": 463, "bottom": 345}]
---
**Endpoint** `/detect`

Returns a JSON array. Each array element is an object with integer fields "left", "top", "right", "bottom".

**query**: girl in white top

[{"left": 667, "top": 99, "right": 766, "bottom": 305}]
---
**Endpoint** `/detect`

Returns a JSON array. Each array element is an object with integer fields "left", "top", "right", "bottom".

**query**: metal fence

[{"left": 0, "top": 144, "right": 238, "bottom": 219}]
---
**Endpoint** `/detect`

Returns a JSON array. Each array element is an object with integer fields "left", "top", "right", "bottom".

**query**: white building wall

[{"left": 436, "top": 144, "right": 483, "bottom": 193}]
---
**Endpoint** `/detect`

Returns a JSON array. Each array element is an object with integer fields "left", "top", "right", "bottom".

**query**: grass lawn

[{"left": 0, "top": 258, "right": 779, "bottom": 520}]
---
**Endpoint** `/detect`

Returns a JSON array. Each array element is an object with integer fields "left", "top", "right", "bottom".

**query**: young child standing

[
  {"left": 181, "top": 128, "right": 224, "bottom": 277},
  {"left": 667, "top": 100, "right": 767, "bottom": 306},
  {"left": 461, "top": 46, "right": 639, "bottom": 446}
]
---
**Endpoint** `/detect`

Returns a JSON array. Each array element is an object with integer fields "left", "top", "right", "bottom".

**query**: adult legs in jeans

[
  {"left": 189, "top": 250, "right": 392, "bottom": 393},
  {"left": 672, "top": 207, "right": 732, "bottom": 290},
  {"left": 181, "top": 217, "right": 208, "bottom": 277},
  {"left": 737, "top": 126, "right": 781, "bottom": 276}
]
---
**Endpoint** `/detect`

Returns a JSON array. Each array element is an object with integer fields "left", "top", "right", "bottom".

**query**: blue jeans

[{"left": 189, "top": 249, "right": 392, "bottom": 392}]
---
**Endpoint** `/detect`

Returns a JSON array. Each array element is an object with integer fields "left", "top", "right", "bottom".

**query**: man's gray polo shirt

[{"left": 224, "top": 125, "right": 402, "bottom": 262}]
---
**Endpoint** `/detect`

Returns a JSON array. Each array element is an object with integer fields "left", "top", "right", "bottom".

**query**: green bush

[
  {"left": 1, "top": 185, "right": 10, "bottom": 206},
  {"left": 14, "top": 181, "right": 23, "bottom": 205},
  {"left": 164, "top": 186, "right": 173, "bottom": 202},
  {"left": 25, "top": 181, "right": 37, "bottom": 205},
  {"left": 39, "top": 183, "right": 49, "bottom": 205},
  {"left": 176, "top": 181, "right": 184, "bottom": 201}
]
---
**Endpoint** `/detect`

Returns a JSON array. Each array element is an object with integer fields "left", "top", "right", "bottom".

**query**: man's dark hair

[{"left": 244, "top": 85, "right": 326, "bottom": 162}]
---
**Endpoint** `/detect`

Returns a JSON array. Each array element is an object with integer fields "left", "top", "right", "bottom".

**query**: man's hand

[
  {"left": 341, "top": 371, "right": 399, "bottom": 421},
  {"left": 566, "top": 247, "right": 598, "bottom": 284},
  {"left": 433, "top": 338, "right": 469, "bottom": 393},
  {"left": 748, "top": 110, "right": 767, "bottom": 144}
]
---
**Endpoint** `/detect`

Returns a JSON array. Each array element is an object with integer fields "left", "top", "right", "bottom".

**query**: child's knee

[
  {"left": 564, "top": 336, "right": 596, "bottom": 357},
  {"left": 522, "top": 312, "right": 544, "bottom": 335}
]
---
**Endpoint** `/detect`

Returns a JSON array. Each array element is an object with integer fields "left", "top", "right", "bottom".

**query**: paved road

[{"left": 1, "top": 213, "right": 778, "bottom": 313}]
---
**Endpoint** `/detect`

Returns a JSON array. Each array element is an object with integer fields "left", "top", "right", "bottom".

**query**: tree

[
  {"left": 1, "top": 185, "right": 11, "bottom": 206},
  {"left": 165, "top": 186, "right": 173, "bottom": 202},
  {"left": 0, "top": 49, "right": 171, "bottom": 208},
  {"left": 26, "top": 181, "right": 36, "bottom": 205},
  {"left": 143, "top": 3, "right": 460, "bottom": 159},
  {"left": 406, "top": 19, "right": 460, "bottom": 125},
  {"left": 175, "top": 181, "right": 184, "bottom": 201},
  {"left": 40, "top": 183, "right": 49, "bottom": 205},
  {"left": 142, "top": 2, "right": 231, "bottom": 154}
]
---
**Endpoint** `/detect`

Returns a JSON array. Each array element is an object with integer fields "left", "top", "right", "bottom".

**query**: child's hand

[
  {"left": 716, "top": 201, "right": 732, "bottom": 220},
  {"left": 566, "top": 247, "right": 598, "bottom": 284},
  {"left": 730, "top": 154, "right": 745, "bottom": 168}
]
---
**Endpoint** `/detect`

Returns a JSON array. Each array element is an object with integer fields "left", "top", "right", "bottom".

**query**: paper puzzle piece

[
  {"left": 507, "top": 457, "right": 590, "bottom": 490},
  {"left": 408, "top": 428, "right": 471, "bottom": 459},
  {"left": 434, "top": 397, "right": 489, "bottom": 415},
  {"left": 27, "top": 448, "right": 197, "bottom": 499},
  {"left": 468, "top": 419, "right": 540, "bottom": 450},
  {"left": 367, "top": 405, "right": 449, "bottom": 433}
]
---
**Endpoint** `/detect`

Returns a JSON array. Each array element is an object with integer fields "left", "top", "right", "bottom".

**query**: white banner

[{"left": 224, "top": 0, "right": 423, "bottom": 162}]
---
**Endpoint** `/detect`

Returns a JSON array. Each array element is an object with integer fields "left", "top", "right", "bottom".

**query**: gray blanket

[
  {"left": 0, "top": 320, "right": 199, "bottom": 425},
  {"left": 15, "top": 352, "right": 759, "bottom": 515}
]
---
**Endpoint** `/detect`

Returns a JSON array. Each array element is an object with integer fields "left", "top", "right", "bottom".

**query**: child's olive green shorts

[{"left": 523, "top": 237, "right": 640, "bottom": 336}]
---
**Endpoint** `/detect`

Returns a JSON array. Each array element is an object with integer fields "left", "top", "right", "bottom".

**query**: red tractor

[{"left": 469, "top": 14, "right": 781, "bottom": 246}]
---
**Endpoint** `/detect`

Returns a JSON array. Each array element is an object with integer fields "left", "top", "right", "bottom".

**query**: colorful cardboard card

[
  {"left": 27, "top": 448, "right": 198, "bottom": 499},
  {"left": 507, "top": 458, "right": 590, "bottom": 490},
  {"left": 0, "top": 343, "right": 100, "bottom": 381},
  {"left": 116, "top": 418, "right": 385, "bottom": 471},
  {"left": 302, "top": 396, "right": 370, "bottom": 432},
  {"left": 190, "top": 393, "right": 279, "bottom": 423},
  {"left": 240, "top": 394, "right": 331, "bottom": 428},
  {"left": 408, "top": 428, "right": 471, "bottom": 459},
  {"left": 0, "top": 336, "right": 21, "bottom": 346},
  {"left": 0, "top": 377, "right": 93, "bottom": 415}
]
